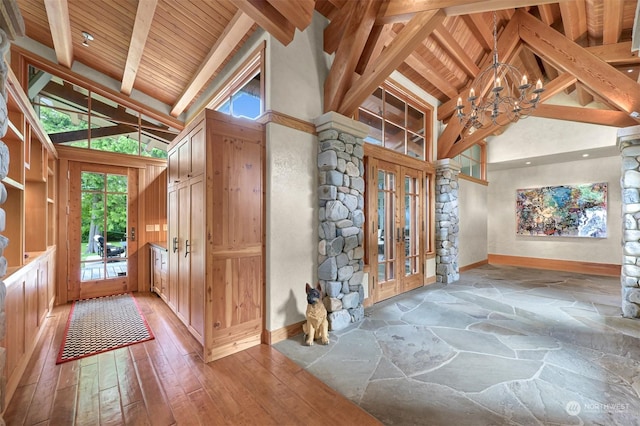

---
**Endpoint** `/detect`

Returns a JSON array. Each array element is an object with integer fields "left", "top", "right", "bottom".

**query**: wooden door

[
  {"left": 67, "top": 162, "right": 138, "bottom": 300},
  {"left": 176, "top": 181, "right": 191, "bottom": 324},
  {"left": 188, "top": 175, "right": 205, "bottom": 342},
  {"left": 369, "top": 160, "right": 424, "bottom": 302}
]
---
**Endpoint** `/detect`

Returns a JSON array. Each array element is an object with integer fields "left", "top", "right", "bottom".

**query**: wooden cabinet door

[
  {"left": 188, "top": 176, "right": 205, "bottom": 341},
  {"left": 176, "top": 182, "right": 191, "bottom": 323},
  {"left": 167, "top": 147, "right": 179, "bottom": 186},
  {"left": 167, "top": 187, "right": 179, "bottom": 311},
  {"left": 189, "top": 121, "right": 205, "bottom": 178}
]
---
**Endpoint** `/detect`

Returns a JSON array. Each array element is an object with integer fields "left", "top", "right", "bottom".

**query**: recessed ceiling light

[
  {"left": 525, "top": 161, "right": 531, "bottom": 165},
  {"left": 628, "top": 69, "right": 634, "bottom": 73},
  {"left": 82, "top": 31, "right": 94, "bottom": 47},
  {"left": 582, "top": 153, "right": 589, "bottom": 157}
]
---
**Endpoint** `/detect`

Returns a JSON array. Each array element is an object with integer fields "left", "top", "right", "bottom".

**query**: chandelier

[{"left": 456, "top": 11, "right": 544, "bottom": 130}]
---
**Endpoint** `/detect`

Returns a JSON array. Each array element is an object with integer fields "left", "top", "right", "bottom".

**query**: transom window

[
  {"left": 453, "top": 144, "right": 485, "bottom": 180},
  {"left": 27, "top": 65, "right": 177, "bottom": 159},
  {"left": 356, "top": 83, "right": 432, "bottom": 161}
]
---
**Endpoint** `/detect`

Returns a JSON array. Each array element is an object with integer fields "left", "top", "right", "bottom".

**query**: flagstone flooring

[{"left": 275, "top": 265, "right": 640, "bottom": 425}]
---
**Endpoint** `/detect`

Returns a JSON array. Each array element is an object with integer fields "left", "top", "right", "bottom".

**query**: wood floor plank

[
  {"left": 99, "top": 385, "right": 125, "bottom": 425},
  {"left": 5, "top": 293, "right": 382, "bottom": 426},
  {"left": 122, "top": 401, "right": 152, "bottom": 426},
  {"left": 18, "top": 313, "right": 57, "bottom": 386},
  {"left": 76, "top": 362, "right": 100, "bottom": 425},
  {"left": 98, "top": 351, "right": 119, "bottom": 391},
  {"left": 132, "top": 356, "right": 175, "bottom": 426},
  {"left": 48, "top": 383, "right": 78, "bottom": 425},
  {"left": 114, "top": 347, "right": 144, "bottom": 407}
]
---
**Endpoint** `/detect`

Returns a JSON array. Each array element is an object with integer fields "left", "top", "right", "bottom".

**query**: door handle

[
  {"left": 184, "top": 239, "right": 190, "bottom": 258},
  {"left": 130, "top": 227, "right": 136, "bottom": 242},
  {"left": 172, "top": 237, "right": 178, "bottom": 253}
]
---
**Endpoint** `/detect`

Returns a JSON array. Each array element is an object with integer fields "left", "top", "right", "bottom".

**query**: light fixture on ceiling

[
  {"left": 456, "top": 11, "right": 544, "bottom": 130},
  {"left": 81, "top": 31, "right": 94, "bottom": 47}
]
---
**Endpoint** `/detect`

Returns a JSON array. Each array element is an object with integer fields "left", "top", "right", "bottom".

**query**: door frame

[
  {"left": 365, "top": 144, "right": 435, "bottom": 304},
  {"left": 66, "top": 161, "right": 139, "bottom": 301}
]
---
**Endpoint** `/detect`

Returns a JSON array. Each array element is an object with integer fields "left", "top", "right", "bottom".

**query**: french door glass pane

[
  {"left": 378, "top": 169, "right": 396, "bottom": 283},
  {"left": 405, "top": 175, "right": 419, "bottom": 275}
]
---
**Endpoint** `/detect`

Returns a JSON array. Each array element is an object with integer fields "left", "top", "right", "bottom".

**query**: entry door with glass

[
  {"left": 372, "top": 160, "right": 424, "bottom": 303},
  {"left": 68, "top": 162, "right": 138, "bottom": 300}
]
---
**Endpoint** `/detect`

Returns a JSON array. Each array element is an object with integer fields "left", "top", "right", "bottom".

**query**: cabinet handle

[
  {"left": 172, "top": 237, "right": 178, "bottom": 253},
  {"left": 185, "top": 239, "right": 190, "bottom": 258}
]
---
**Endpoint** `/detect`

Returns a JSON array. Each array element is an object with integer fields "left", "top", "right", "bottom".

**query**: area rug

[{"left": 57, "top": 293, "right": 154, "bottom": 364}]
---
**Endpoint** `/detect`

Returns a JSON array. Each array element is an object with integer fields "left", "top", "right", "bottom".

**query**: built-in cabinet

[
  {"left": 1, "top": 69, "right": 57, "bottom": 408},
  {"left": 162, "top": 109, "right": 264, "bottom": 362},
  {"left": 150, "top": 243, "right": 168, "bottom": 301}
]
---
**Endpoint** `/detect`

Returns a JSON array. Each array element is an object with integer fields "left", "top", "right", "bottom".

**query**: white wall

[
  {"left": 488, "top": 155, "right": 621, "bottom": 264},
  {"left": 264, "top": 14, "right": 329, "bottom": 331},
  {"left": 458, "top": 178, "right": 488, "bottom": 267}
]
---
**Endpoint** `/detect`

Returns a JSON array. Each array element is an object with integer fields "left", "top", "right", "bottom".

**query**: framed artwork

[{"left": 516, "top": 182, "right": 607, "bottom": 238}]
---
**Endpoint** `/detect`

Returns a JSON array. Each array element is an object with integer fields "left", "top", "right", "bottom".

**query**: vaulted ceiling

[{"left": 13, "top": 0, "right": 640, "bottom": 158}]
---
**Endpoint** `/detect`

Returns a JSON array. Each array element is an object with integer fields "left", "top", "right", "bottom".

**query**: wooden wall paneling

[
  {"left": 3, "top": 187, "right": 24, "bottom": 268},
  {"left": 128, "top": 167, "right": 139, "bottom": 292},
  {"left": 24, "top": 182, "right": 47, "bottom": 253},
  {"left": 188, "top": 175, "right": 205, "bottom": 342},
  {"left": 56, "top": 158, "right": 70, "bottom": 304}
]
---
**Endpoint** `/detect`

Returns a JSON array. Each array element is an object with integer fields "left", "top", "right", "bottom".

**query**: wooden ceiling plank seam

[
  {"left": 171, "top": 11, "right": 255, "bottom": 117},
  {"left": 432, "top": 23, "right": 480, "bottom": 78},
  {"left": 229, "top": 0, "right": 295, "bottom": 46},
  {"left": 376, "top": 0, "right": 484, "bottom": 25},
  {"left": 518, "top": 9, "right": 640, "bottom": 113},
  {"left": 558, "top": 0, "right": 587, "bottom": 42},
  {"left": 603, "top": 0, "right": 625, "bottom": 45},
  {"left": 339, "top": 8, "right": 446, "bottom": 117},
  {"left": 324, "top": 0, "right": 381, "bottom": 113},
  {"left": 585, "top": 41, "right": 640, "bottom": 65},
  {"left": 121, "top": 0, "right": 158, "bottom": 96},
  {"left": 43, "top": 0, "right": 73, "bottom": 68},
  {"left": 268, "top": 0, "right": 314, "bottom": 31},
  {"left": 437, "top": 13, "right": 522, "bottom": 159}
]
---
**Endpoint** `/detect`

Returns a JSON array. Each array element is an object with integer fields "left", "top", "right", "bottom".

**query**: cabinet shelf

[
  {"left": 2, "top": 176, "right": 24, "bottom": 191},
  {"left": 6, "top": 118, "right": 24, "bottom": 142}
]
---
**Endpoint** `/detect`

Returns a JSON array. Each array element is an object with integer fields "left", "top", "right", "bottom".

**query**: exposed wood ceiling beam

[
  {"left": 532, "top": 104, "right": 638, "bottom": 127},
  {"left": 355, "top": 23, "right": 392, "bottom": 74},
  {"left": 437, "top": 14, "right": 521, "bottom": 159},
  {"left": 603, "top": 0, "right": 624, "bottom": 45},
  {"left": 404, "top": 51, "right": 458, "bottom": 99},
  {"left": 324, "top": 0, "right": 381, "bottom": 113},
  {"left": 443, "top": 73, "right": 577, "bottom": 159},
  {"left": 268, "top": 0, "right": 315, "bottom": 31},
  {"left": 585, "top": 41, "right": 640, "bottom": 65},
  {"left": 338, "top": 9, "right": 445, "bottom": 116},
  {"left": 463, "top": 14, "right": 492, "bottom": 51},
  {"left": 558, "top": 0, "right": 587, "bottom": 42},
  {"left": 323, "top": 0, "right": 354, "bottom": 54},
  {"left": 518, "top": 9, "right": 640, "bottom": 113},
  {"left": 377, "top": 0, "right": 483, "bottom": 24},
  {"left": 121, "top": 0, "right": 158, "bottom": 96},
  {"left": 537, "top": 3, "right": 557, "bottom": 25},
  {"left": 444, "top": 0, "right": 566, "bottom": 16},
  {"left": 432, "top": 23, "right": 480, "bottom": 77},
  {"left": 229, "top": 0, "right": 295, "bottom": 46},
  {"left": 170, "top": 11, "right": 254, "bottom": 117},
  {"left": 518, "top": 45, "right": 544, "bottom": 83},
  {"left": 49, "top": 124, "right": 135, "bottom": 144},
  {"left": 43, "top": 0, "right": 73, "bottom": 68}
]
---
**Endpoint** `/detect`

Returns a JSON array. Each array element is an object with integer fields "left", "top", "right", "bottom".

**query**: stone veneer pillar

[
  {"left": 314, "top": 112, "right": 369, "bottom": 331},
  {"left": 435, "top": 159, "right": 461, "bottom": 284},
  {"left": 0, "top": 28, "right": 10, "bottom": 417},
  {"left": 618, "top": 125, "right": 640, "bottom": 318}
]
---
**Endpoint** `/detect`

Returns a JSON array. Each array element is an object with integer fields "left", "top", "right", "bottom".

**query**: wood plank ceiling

[{"left": 14, "top": 0, "right": 640, "bottom": 158}]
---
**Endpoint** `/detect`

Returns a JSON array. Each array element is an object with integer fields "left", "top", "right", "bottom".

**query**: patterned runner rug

[{"left": 57, "top": 293, "right": 154, "bottom": 364}]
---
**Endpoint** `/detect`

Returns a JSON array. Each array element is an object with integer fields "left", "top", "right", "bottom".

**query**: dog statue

[{"left": 302, "top": 283, "right": 329, "bottom": 346}]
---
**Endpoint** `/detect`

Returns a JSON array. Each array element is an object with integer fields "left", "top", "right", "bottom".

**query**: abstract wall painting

[{"left": 516, "top": 182, "right": 607, "bottom": 238}]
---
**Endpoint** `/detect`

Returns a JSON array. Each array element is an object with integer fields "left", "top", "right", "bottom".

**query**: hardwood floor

[{"left": 4, "top": 293, "right": 381, "bottom": 426}]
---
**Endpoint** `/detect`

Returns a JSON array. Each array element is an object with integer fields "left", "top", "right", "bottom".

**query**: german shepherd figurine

[{"left": 302, "top": 283, "right": 329, "bottom": 346}]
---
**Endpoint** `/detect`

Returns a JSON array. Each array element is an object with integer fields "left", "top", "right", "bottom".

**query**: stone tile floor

[{"left": 275, "top": 265, "right": 640, "bottom": 425}]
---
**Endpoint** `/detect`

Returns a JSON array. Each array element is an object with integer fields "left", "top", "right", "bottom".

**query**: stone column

[
  {"left": 618, "top": 125, "right": 640, "bottom": 318},
  {"left": 314, "top": 112, "right": 369, "bottom": 330},
  {"left": 435, "top": 159, "right": 460, "bottom": 284}
]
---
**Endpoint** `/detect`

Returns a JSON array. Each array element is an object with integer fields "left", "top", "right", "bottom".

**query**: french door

[
  {"left": 370, "top": 159, "right": 424, "bottom": 303},
  {"left": 67, "top": 162, "right": 138, "bottom": 300}
]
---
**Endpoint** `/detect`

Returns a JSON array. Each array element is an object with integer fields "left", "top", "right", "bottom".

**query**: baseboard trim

[
  {"left": 488, "top": 254, "right": 620, "bottom": 276},
  {"left": 265, "top": 320, "right": 305, "bottom": 345},
  {"left": 460, "top": 259, "right": 488, "bottom": 272}
]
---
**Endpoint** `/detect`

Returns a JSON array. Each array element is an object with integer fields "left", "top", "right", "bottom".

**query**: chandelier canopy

[{"left": 456, "top": 12, "right": 544, "bottom": 130}]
